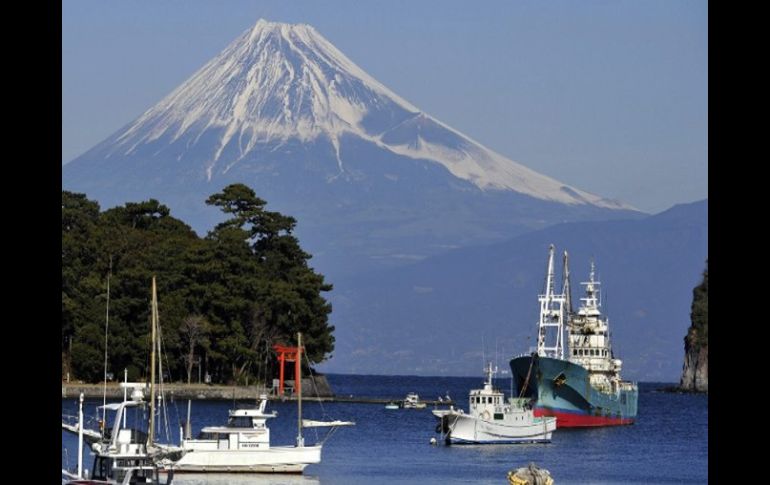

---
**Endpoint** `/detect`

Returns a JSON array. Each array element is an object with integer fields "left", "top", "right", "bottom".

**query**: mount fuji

[{"left": 63, "top": 20, "right": 641, "bottom": 275}]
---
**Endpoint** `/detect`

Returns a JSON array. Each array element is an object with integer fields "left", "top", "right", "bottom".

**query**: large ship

[{"left": 510, "top": 245, "right": 638, "bottom": 427}]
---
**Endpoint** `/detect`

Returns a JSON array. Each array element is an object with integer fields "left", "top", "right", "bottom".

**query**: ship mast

[
  {"left": 101, "top": 258, "right": 112, "bottom": 439},
  {"left": 563, "top": 251, "right": 572, "bottom": 317},
  {"left": 148, "top": 276, "right": 157, "bottom": 447},
  {"left": 296, "top": 332, "right": 304, "bottom": 447},
  {"left": 483, "top": 362, "right": 497, "bottom": 391},
  {"left": 562, "top": 250, "right": 573, "bottom": 355},
  {"left": 536, "top": 245, "right": 566, "bottom": 360}
]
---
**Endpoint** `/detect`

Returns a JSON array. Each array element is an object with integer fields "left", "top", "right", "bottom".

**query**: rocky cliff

[{"left": 680, "top": 264, "right": 708, "bottom": 392}]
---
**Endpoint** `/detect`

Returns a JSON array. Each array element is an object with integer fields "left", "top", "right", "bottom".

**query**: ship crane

[{"left": 536, "top": 245, "right": 567, "bottom": 360}]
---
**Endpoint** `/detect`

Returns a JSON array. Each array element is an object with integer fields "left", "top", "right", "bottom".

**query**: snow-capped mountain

[{"left": 64, "top": 19, "right": 640, "bottom": 275}]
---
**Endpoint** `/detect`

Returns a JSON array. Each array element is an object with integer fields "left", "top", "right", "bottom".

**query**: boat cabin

[{"left": 185, "top": 399, "right": 277, "bottom": 452}]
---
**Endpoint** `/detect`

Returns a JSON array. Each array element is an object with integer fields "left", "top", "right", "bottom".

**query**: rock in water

[
  {"left": 679, "top": 264, "right": 707, "bottom": 392},
  {"left": 507, "top": 462, "right": 554, "bottom": 485}
]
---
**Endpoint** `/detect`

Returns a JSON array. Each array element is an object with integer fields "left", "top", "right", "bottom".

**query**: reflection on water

[{"left": 169, "top": 473, "right": 320, "bottom": 485}]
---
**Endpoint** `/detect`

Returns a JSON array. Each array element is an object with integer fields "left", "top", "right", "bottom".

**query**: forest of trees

[{"left": 62, "top": 184, "right": 335, "bottom": 385}]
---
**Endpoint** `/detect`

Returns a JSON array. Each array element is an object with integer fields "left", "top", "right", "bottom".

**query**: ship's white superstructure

[{"left": 567, "top": 262, "right": 635, "bottom": 395}]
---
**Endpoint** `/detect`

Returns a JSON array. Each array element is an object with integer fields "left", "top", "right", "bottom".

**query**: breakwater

[
  {"left": 62, "top": 375, "right": 334, "bottom": 400},
  {"left": 61, "top": 376, "right": 452, "bottom": 406}
]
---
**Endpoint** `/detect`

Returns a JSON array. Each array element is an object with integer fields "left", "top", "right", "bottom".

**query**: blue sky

[{"left": 62, "top": 0, "right": 707, "bottom": 214}]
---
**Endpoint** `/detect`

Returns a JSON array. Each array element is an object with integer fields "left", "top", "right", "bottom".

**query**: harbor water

[{"left": 61, "top": 375, "right": 707, "bottom": 484}]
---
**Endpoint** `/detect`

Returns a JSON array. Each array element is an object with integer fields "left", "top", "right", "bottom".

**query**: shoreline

[
  {"left": 61, "top": 379, "right": 453, "bottom": 405},
  {"left": 62, "top": 375, "right": 334, "bottom": 400}
]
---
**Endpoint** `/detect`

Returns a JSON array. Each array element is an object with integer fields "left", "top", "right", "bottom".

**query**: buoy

[{"left": 429, "top": 437, "right": 437, "bottom": 445}]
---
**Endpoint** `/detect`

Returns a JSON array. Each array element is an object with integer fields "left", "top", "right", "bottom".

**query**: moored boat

[
  {"left": 62, "top": 277, "right": 180, "bottom": 484},
  {"left": 432, "top": 363, "right": 556, "bottom": 444},
  {"left": 165, "top": 333, "right": 354, "bottom": 474},
  {"left": 402, "top": 392, "right": 427, "bottom": 409},
  {"left": 510, "top": 245, "right": 638, "bottom": 427}
]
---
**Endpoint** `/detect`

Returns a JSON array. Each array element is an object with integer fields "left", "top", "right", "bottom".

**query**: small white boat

[
  {"left": 402, "top": 392, "right": 427, "bottom": 409},
  {"left": 384, "top": 402, "right": 399, "bottom": 410},
  {"left": 171, "top": 397, "right": 323, "bottom": 473},
  {"left": 167, "top": 333, "right": 354, "bottom": 474},
  {"left": 432, "top": 363, "right": 556, "bottom": 444}
]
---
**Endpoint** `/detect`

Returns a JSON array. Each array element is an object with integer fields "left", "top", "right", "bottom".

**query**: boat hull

[
  {"left": 510, "top": 354, "right": 637, "bottom": 428},
  {"left": 437, "top": 411, "right": 555, "bottom": 444},
  {"left": 168, "top": 445, "right": 322, "bottom": 473}
]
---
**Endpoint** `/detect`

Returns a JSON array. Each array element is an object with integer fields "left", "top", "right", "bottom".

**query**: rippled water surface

[{"left": 62, "top": 376, "right": 707, "bottom": 484}]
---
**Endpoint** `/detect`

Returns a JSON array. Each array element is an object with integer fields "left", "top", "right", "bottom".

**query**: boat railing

[{"left": 62, "top": 413, "right": 102, "bottom": 430}]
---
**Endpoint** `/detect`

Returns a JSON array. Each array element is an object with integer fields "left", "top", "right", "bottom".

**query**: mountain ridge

[{"left": 66, "top": 19, "right": 630, "bottom": 210}]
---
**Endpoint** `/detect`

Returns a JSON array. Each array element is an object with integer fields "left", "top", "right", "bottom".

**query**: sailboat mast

[
  {"left": 77, "top": 392, "right": 84, "bottom": 478},
  {"left": 297, "top": 332, "right": 303, "bottom": 447},
  {"left": 102, "top": 257, "right": 112, "bottom": 435},
  {"left": 148, "top": 276, "right": 157, "bottom": 447}
]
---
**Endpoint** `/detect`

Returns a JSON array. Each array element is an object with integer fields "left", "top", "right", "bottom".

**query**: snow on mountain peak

[{"left": 109, "top": 19, "right": 630, "bottom": 210}]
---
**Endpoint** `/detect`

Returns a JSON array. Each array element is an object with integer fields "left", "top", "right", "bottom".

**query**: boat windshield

[{"left": 227, "top": 416, "right": 253, "bottom": 428}]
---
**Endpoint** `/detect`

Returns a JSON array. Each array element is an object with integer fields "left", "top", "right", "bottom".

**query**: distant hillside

[{"left": 319, "top": 200, "right": 708, "bottom": 382}]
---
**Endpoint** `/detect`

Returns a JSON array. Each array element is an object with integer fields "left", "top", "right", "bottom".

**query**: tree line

[{"left": 62, "top": 184, "right": 334, "bottom": 385}]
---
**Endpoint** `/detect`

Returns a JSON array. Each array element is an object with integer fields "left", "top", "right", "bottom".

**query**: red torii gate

[{"left": 273, "top": 343, "right": 303, "bottom": 395}]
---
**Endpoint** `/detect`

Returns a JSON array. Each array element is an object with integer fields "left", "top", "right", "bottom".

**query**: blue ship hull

[{"left": 510, "top": 354, "right": 637, "bottom": 427}]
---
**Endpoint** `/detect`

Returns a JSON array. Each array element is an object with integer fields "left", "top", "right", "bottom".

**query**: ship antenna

[
  {"left": 562, "top": 250, "right": 572, "bottom": 359},
  {"left": 563, "top": 250, "right": 572, "bottom": 317},
  {"left": 481, "top": 334, "right": 486, "bottom": 370}
]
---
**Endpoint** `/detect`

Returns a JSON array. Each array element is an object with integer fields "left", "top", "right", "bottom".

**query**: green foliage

[
  {"left": 686, "top": 261, "right": 708, "bottom": 350},
  {"left": 61, "top": 185, "right": 335, "bottom": 384}
]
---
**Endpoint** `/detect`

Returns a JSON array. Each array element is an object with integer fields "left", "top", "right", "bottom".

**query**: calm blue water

[{"left": 62, "top": 375, "right": 707, "bottom": 484}]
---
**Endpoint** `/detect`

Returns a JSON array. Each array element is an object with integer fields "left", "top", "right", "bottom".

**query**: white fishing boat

[
  {"left": 62, "top": 277, "right": 181, "bottom": 484},
  {"left": 166, "top": 332, "right": 354, "bottom": 473},
  {"left": 432, "top": 363, "right": 556, "bottom": 444},
  {"left": 402, "top": 392, "right": 427, "bottom": 409},
  {"left": 384, "top": 402, "right": 400, "bottom": 410}
]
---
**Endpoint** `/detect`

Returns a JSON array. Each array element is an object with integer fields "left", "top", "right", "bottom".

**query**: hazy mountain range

[{"left": 320, "top": 200, "right": 707, "bottom": 381}]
